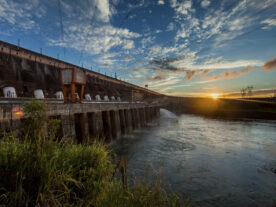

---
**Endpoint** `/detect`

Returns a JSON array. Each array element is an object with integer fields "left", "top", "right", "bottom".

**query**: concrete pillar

[
  {"left": 102, "top": 111, "right": 112, "bottom": 142},
  {"left": 74, "top": 113, "right": 88, "bottom": 144},
  {"left": 119, "top": 109, "right": 127, "bottom": 134},
  {"left": 61, "top": 114, "right": 75, "bottom": 141},
  {"left": 149, "top": 107, "right": 153, "bottom": 122},
  {"left": 131, "top": 109, "right": 136, "bottom": 129},
  {"left": 145, "top": 107, "right": 151, "bottom": 122},
  {"left": 87, "top": 111, "right": 103, "bottom": 141},
  {"left": 83, "top": 113, "right": 89, "bottom": 140},
  {"left": 135, "top": 108, "right": 141, "bottom": 129},
  {"left": 156, "top": 107, "right": 160, "bottom": 118},
  {"left": 110, "top": 110, "right": 121, "bottom": 140},
  {"left": 144, "top": 107, "right": 148, "bottom": 123},
  {"left": 0, "top": 107, "right": 11, "bottom": 133},
  {"left": 152, "top": 107, "right": 156, "bottom": 118},
  {"left": 124, "top": 109, "right": 133, "bottom": 133},
  {"left": 150, "top": 107, "right": 154, "bottom": 120},
  {"left": 139, "top": 108, "right": 146, "bottom": 127}
]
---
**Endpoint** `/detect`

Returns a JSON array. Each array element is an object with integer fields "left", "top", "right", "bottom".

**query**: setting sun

[{"left": 210, "top": 93, "right": 219, "bottom": 99}]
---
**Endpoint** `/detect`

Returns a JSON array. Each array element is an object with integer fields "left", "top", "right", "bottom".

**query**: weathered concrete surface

[
  {"left": 139, "top": 108, "right": 146, "bottom": 127},
  {"left": 110, "top": 110, "right": 121, "bottom": 140},
  {"left": 102, "top": 111, "right": 112, "bottom": 142},
  {"left": 87, "top": 112, "right": 103, "bottom": 141},
  {"left": 131, "top": 109, "right": 137, "bottom": 130},
  {"left": 124, "top": 109, "right": 133, "bottom": 133},
  {"left": 60, "top": 114, "right": 75, "bottom": 140},
  {"left": 119, "top": 109, "right": 127, "bottom": 135},
  {"left": 134, "top": 108, "right": 141, "bottom": 129}
]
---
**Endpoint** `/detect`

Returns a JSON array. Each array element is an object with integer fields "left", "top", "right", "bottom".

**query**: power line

[
  {"left": 79, "top": 0, "right": 140, "bottom": 70},
  {"left": 78, "top": 3, "right": 98, "bottom": 65},
  {"left": 57, "top": 0, "right": 66, "bottom": 58},
  {"left": 117, "top": 0, "right": 140, "bottom": 29}
]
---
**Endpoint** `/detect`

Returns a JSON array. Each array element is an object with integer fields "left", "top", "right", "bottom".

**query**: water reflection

[{"left": 112, "top": 109, "right": 276, "bottom": 207}]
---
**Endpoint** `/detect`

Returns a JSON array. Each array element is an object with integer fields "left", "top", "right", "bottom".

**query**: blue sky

[{"left": 0, "top": 0, "right": 276, "bottom": 97}]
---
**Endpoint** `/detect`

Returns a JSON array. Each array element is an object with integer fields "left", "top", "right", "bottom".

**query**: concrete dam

[{"left": 0, "top": 40, "right": 163, "bottom": 142}]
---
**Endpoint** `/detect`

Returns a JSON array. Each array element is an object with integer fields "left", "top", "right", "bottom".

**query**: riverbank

[
  {"left": 0, "top": 100, "right": 189, "bottom": 207},
  {"left": 166, "top": 97, "right": 276, "bottom": 120}
]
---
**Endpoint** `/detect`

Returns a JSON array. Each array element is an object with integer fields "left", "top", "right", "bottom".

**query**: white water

[{"left": 160, "top": 108, "right": 178, "bottom": 119}]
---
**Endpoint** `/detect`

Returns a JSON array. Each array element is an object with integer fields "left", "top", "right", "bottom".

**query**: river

[{"left": 112, "top": 109, "right": 276, "bottom": 207}]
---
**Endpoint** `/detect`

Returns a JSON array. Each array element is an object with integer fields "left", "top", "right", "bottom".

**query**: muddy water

[{"left": 112, "top": 109, "right": 276, "bottom": 207}]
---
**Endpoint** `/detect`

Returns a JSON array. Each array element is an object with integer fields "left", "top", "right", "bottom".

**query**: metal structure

[{"left": 60, "top": 68, "right": 86, "bottom": 103}]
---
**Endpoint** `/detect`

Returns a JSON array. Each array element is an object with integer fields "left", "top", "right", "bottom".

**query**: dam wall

[
  {"left": 0, "top": 40, "right": 162, "bottom": 102},
  {"left": 0, "top": 99, "right": 160, "bottom": 142},
  {"left": 0, "top": 40, "right": 163, "bottom": 142}
]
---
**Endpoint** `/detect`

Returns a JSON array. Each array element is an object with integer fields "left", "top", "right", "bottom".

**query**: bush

[{"left": 0, "top": 137, "right": 113, "bottom": 206}]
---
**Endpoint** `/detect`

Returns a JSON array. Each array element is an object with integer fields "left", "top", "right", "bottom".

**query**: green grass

[
  {"left": 0, "top": 137, "right": 189, "bottom": 207},
  {"left": 0, "top": 100, "right": 190, "bottom": 206}
]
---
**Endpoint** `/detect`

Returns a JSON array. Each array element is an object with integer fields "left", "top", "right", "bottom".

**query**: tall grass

[{"left": 0, "top": 100, "right": 190, "bottom": 206}]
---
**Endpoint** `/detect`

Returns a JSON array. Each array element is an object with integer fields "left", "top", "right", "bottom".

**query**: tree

[
  {"left": 246, "top": 86, "right": 253, "bottom": 97},
  {"left": 241, "top": 88, "right": 246, "bottom": 98},
  {"left": 241, "top": 86, "right": 254, "bottom": 98},
  {"left": 21, "top": 99, "right": 61, "bottom": 143}
]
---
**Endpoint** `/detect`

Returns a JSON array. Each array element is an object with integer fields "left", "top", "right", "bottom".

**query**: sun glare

[{"left": 211, "top": 93, "right": 219, "bottom": 99}]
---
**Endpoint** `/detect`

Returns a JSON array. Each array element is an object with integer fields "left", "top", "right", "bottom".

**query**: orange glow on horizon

[{"left": 210, "top": 93, "right": 219, "bottom": 99}]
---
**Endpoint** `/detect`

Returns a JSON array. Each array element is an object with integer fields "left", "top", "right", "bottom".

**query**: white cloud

[
  {"left": 124, "top": 56, "right": 134, "bottom": 62},
  {"left": 196, "top": 0, "right": 273, "bottom": 46},
  {"left": 167, "top": 22, "right": 175, "bottom": 31},
  {"left": 149, "top": 45, "right": 162, "bottom": 55},
  {"left": 49, "top": 24, "right": 140, "bottom": 56},
  {"left": 228, "top": 18, "right": 248, "bottom": 31},
  {"left": 169, "top": 0, "right": 177, "bottom": 8},
  {"left": 174, "top": 0, "right": 193, "bottom": 15},
  {"left": 158, "top": 0, "right": 165, "bottom": 5},
  {"left": 262, "top": 19, "right": 276, "bottom": 29},
  {"left": 95, "top": 0, "right": 113, "bottom": 22},
  {"left": 94, "top": 52, "right": 119, "bottom": 68},
  {"left": 145, "top": 76, "right": 180, "bottom": 88},
  {"left": 176, "top": 59, "right": 263, "bottom": 70},
  {"left": 201, "top": 0, "right": 210, "bottom": 8},
  {"left": 0, "top": 0, "right": 45, "bottom": 32},
  {"left": 203, "top": 57, "right": 223, "bottom": 65},
  {"left": 141, "top": 36, "right": 155, "bottom": 49},
  {"left": 123, "top": 41, "right": 135, "bottom": 49}
]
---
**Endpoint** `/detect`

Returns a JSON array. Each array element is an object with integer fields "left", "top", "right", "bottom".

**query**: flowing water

[{"left": 112, "top": 109, "right": 276, "bottom": 207}]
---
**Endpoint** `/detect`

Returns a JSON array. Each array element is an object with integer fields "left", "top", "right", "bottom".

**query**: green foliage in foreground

[{"left": 0, "top": 100, "right": 190, "bottom": 207}]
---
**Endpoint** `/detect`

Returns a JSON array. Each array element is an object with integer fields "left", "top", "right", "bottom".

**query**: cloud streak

[
  {"left": 149, "top": 57, "right": 183, "bottom": 71},
  {"left": 146, "top": 71, "right": 165, "bottom": 81},
  {"left": 0, "top": 0, "right": 45, "bottom": 32},
  {"left": 202, "top": 66, "right": 256, "bottom": 81},
  {"left": 262, "top": 57, "right": 276, "bottom": 71},
  {"left": 185, "top": 70, "right": 200, "bottom": 81}
]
